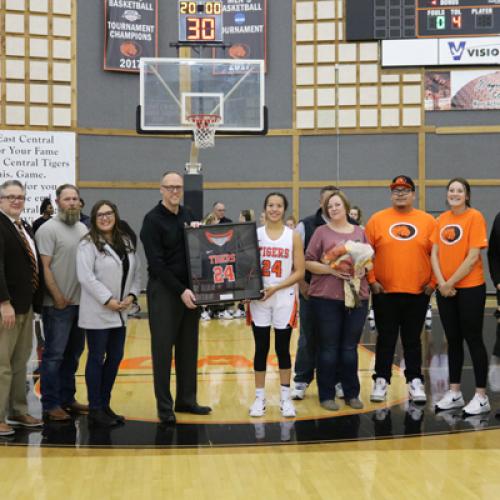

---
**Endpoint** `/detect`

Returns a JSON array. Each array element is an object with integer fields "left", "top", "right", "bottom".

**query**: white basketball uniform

[{"left": 249, "top": 225, "right": 298, "bottom": 329}]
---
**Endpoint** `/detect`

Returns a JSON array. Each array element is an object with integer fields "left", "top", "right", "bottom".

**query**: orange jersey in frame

[
  {"left": 431, "top": 208, "right": 488, "bottom": 288},
  {"left": 365, "top": 207, "right": 437, "bottom": 294}
]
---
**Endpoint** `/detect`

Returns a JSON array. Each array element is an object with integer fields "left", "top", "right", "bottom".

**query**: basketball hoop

[{"left": 187, "top": 114, "right": 221, "bottom": 149}]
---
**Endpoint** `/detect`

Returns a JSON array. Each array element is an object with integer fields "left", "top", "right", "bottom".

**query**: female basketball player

[
  {"left": 248, "top": 193, "right": 305, "bottom": 417},
  {"left": 431, "top": 178, "right": 490, "bottom": 415}
]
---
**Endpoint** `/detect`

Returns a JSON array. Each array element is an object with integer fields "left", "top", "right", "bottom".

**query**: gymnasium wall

[{"left": 0, "top": 1, "right": 498, "bottom": 287}]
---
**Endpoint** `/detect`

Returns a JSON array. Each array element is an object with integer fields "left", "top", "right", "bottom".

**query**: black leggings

[
  {"left": 252, "top": 324, "right": 292, "bottom": 372},
  {"left": 436, "top": 284, "right": 488, "bottom": 388}
]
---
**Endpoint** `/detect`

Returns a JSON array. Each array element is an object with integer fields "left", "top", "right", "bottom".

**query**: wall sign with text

[
  {"left": 104, "top": 0, "right": 158, "bottom": 73},
  {"left": 0, "top": 131, "right": 76, "bottom": 223},
  {"left": 213, "top": 0, "right": 267, "bottom": 73}
]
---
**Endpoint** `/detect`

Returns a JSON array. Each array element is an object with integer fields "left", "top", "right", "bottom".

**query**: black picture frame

[{"left": 184, "top": 222, "right": 263, "bottom": 305}]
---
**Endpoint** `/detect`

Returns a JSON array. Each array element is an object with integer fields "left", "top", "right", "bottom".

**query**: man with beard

[{"left": 35, "top": 184, "right": 88, "bottom": 421}]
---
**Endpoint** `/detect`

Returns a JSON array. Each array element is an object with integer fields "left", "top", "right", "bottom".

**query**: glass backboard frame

[{"left": 139, "top": 57, "right": 266, "bottom": 133}]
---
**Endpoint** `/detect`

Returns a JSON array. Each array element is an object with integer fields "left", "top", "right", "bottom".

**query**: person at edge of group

[
  {"left": 32, "top": 197, "right": 54, "bottom": 234},
  {"left": 291, "top": 185, "right": 358, "bottom": 401},
  {"left": 212, "top": 201, "right": 232, "bottom": 224},
  {"left": 35, "top": 184, "right": 89, "bottom": 421},
  {"left": 365, "top": 175, "right": 437, "bottom": 404},
  {"left": 140, "top": 171, "right": 211, "bottom": 426},
  {"left": 247, "top": 192, "right": 305, "bottom": 418},
  {"left": 285, "top": 216, "right": 297, "bottom": 230},
  {"left": 431, "top": 178, "right": 490, "bottom": 416},
  {"left": 349, "top": 205, "right": 363, "bottom": 228},
  {"left": 305, "top": 190, "right": 370, "bottom": 411},
  {"left": 79, "top": 198, "right": 91, "bottom": 228},
  {"left": 488, "top": 209, "right": 500, "bottom": 319},
  {"left": 76, "top": 200, "right": 141, "bottom": 427},
  {"left": 0, "top": 180, "right": 44, "bottom": 436}
]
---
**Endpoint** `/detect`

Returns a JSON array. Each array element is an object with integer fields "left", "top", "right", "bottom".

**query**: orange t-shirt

[
  {"left": 430, "top": 208, "right": 487, "bottom": 288},
  {"left": 365, "top": 207, "right": 437, "bottom": 294}
]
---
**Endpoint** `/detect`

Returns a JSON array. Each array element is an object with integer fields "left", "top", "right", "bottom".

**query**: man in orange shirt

[{"left": 365, "top": 175, "right": 436, "bottom": 403}]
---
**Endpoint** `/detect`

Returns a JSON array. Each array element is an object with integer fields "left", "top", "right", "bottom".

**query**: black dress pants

[{"left": 147, "top": 278, "right": 200, "bottom": 420}]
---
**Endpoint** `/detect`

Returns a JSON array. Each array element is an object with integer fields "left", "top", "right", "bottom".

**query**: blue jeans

[
  {"left": 85, "top": 327, "right": 126, "bottom": 410},
  {"left": 293, "top": 295, "right": 316, "bottom": 384},
  {"left": 41, "top": 305, "right": 85, "bottom": 411},
  {"left": 311, "top": 297, "right": 368, "bottom": 402}
]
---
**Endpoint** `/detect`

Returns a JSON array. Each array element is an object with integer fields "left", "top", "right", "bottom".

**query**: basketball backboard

[{"left": 138, "top": 58, "right": 266, "bottom": 134}]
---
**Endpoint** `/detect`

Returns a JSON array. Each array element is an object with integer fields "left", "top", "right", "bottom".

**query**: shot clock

[{"left": 178, "top": 0, "right": 224, "bottom": 43}]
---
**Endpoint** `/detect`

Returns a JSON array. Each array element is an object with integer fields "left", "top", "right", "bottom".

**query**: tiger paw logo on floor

[
  {"left": 389, "top": 223, "right": 418, "bottom": 241},
  {"left": 440, "top": 224, "right": 462, "bottom": 245}
]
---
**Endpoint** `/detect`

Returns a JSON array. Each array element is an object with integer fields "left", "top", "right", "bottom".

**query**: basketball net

[{"left": 187, "top": 114, "right": 221, "bottom": 149}]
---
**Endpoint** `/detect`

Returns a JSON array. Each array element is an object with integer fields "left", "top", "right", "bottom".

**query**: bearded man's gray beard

[{"left": 59, "top": 208, "right": 80, "bottom": 225}]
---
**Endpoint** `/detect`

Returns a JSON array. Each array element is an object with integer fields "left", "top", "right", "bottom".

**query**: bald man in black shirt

[{"left": 140, "top": 171, "right": 211, "bottom": 425}]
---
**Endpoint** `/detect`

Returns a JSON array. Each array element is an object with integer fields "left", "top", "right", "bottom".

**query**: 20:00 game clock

[{"left": 178, "top": 0, "right": 224, "bottom": 43}]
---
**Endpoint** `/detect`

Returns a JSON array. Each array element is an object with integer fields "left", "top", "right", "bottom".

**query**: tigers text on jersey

[{"left": 258, "top": 225, "right": 294, "bottom": 288}]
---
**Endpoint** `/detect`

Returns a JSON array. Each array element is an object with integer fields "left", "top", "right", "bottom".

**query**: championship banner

[
  {"left": 425, "top": 69, "right": 500, "bottom": 111},
  {"left": 104, "top": 0, "right": 158, "bottom": 73},
  {"left": 0, "top": 130, "right": 76, "bottom": 223},
  {"left": 185, "top": 222, "right": 263, "bottom": 305},
  {"left": 213, "top": 0, "right": 267, "bottom": 74}
]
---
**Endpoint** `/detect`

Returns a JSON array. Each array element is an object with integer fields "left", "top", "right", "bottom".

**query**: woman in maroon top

[{"left": 305, "top": 191, "right": 370, "bottom": 411}]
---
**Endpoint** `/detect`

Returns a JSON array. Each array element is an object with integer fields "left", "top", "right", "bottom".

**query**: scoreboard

[
  {"left": 346, "top": 1, "right": 500, "bottom": 41},
  {"left": 178, "top": 0, "right": 223, "bottom": 43}
]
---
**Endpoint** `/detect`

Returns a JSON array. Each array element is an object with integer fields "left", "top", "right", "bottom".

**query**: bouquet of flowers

[{"left": 321, "top": 241, "right": 374, "bottom": 307}]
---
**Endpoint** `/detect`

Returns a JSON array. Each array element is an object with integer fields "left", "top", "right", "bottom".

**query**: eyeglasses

[
  {"left": 391, "top": 189, "right": 412, "bottom": 196},
  {"left": 161, "top": 185, "right": 183, "bottom": 193},
  {"left": 1, "top": 195, "right": 25, "bottom": 202},
  {"left": 96, "top": 210, "right": 115, "bottom": 219}
]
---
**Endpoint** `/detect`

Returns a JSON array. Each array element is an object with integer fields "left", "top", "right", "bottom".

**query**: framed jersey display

[{"left": 185, "top": 222, "right": 263, "bottom": 305}]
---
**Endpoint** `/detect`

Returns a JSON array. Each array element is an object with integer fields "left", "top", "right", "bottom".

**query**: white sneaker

[
  {"left": 280, "top": 421, "right": 294, "bottom": 441},
  {"left": 368, "top": 308, "right": 376, "bottom": 331},
  {"left": 232, "top": 308, "right": 245, "bottom": 319},
  {"left": 370, "top": 377, "right": 388, "bottom": 402},
  {"left": 463, "top": 414, "right": 489, "bottom": 430},
  {"left": 335, "top": 382, "right": 344, "bottom": 399},
  {"left": 291, "top": 382, "right": 308, "bottom": 400},
  {"left": 435, "top": 409, "right": 462, "bottom": 427},
  {"left": 425, "top": 304, "right": 432, "bottom": 330},
  {"left": 249, "top": 398, "right": 266, "bottom": 417},
  {"left": 280, "top": 398, "right": 296, "bottom": 418},
  {"left": 200, "top": 310, "right": 211, "bottom": 321},
  {"left": 405, "top": 401, "right": 424, "bottom": 421},
  {"left": 435, "top": 390, "right": 465, "bottom": 411},
  {"left": 220, "top": 309, "right": 234, "bottom": 320},
  {"left": 408, "top": 378, "right": 427, "bottom": 403},
  {"left": 463, "top": 394, "right": 491, "bottom": 415},
  {"left": 253, "top": 423, "right": 265, "bottom": 439}
]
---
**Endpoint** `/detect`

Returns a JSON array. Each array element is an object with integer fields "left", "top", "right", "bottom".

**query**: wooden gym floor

[{"left": 2, "top": 301, "right": 500, "bottom": 499}]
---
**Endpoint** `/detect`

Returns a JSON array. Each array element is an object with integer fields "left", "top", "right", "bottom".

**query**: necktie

[{"left": 14, "top": 219, "right": 39, "bottom": 291}]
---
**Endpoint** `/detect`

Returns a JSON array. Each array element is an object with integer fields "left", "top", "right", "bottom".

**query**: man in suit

[{"left": 0, "top": 180, "right": 43, "bottom": 436}]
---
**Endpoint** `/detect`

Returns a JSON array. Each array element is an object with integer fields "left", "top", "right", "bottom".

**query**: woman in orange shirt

[{"left": 431, "top": 178, "right": 490, "bottom": 416}]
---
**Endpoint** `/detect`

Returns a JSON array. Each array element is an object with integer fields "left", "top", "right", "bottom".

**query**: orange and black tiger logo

[
  {"left": 389, "top": 222, "right": 418, "bottom": 241},
  {"left": 440, "top": 224, "right": 462, "bottom": 245},
  {"left": 205, "top": 229, "right": 234, "bottom": 247}
]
